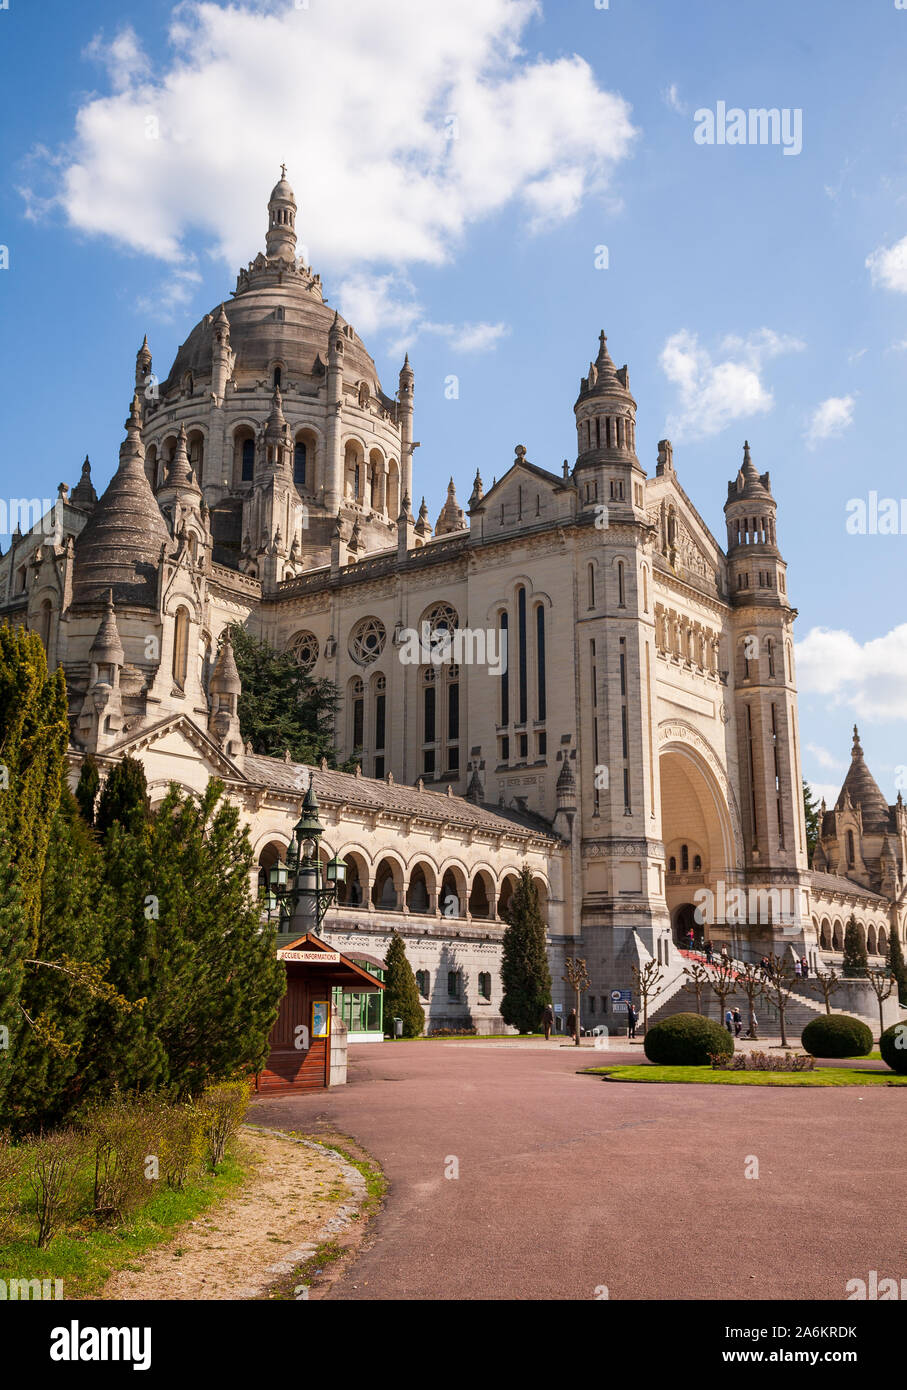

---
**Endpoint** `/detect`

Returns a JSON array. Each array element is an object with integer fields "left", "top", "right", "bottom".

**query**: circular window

[
  {"left": 421, "top": 602, "right": 458, "bottom": 636},
  {"left": 349, "top": 616, "right": 386, "bottom": 665},
  {"left": 288, "top": 630, "right": 319, "bottom": 674}
]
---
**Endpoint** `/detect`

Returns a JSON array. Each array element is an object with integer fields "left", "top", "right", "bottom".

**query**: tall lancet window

[
  {"left": 294, "top": 440, "right": 307, "bottom": 487},
  {"left": 241, "top": 438, "right": 255, "bottom": 482},
  {"left": 535, "top": 603, "right": 546, "bottom": 722},
  {"left": 172, "top": 607, "right": 190, "bottom": 688}
]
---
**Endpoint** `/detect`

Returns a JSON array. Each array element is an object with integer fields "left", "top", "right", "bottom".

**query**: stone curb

[{"left": 234, "top": 1124, "right": 369, "bottom": 1298}]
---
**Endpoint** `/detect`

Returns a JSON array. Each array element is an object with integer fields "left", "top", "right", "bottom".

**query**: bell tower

[{"left": 265, "top": 165, "right": 297, "bottom": 263}]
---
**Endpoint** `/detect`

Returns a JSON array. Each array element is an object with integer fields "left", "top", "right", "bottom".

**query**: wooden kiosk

[{"left": 255, "top": 932, "right": 385, "bottom": 1094}]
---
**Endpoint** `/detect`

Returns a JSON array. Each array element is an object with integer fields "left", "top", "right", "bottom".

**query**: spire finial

[{"left": 280, "top": 162, "right": 287, "bottom": 179}]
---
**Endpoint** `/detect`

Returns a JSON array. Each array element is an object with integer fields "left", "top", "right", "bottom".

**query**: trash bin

[{"left": 393, "top": 1017, "right": 403, "bottom": 1038}]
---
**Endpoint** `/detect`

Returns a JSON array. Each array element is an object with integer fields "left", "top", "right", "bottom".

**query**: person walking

[
  {"left": 724, "top": 1007, "right": 734, "bottom": 1035},
  {"left": 542, "top": 1002, "right": 554, "bottom": 1041},
  {"left": 801, "top": 956, "right": 809, "bottom": 981},
  {"left": 566, "top": 1008, "right": 577, "bottom": 1042},
  {"left": 720, "top": 944, "right": 730, "bottom": 967},
  {"left": 687, "top": 926, "right": 695, "bottom": 954},
  {"left": 704, "top": 939, "right": 714, "bottom": 965},
  {"left": 794, "top": 957, "right": 802, "bottom": 978},
  {"left": 626, "top": 1001, "right": 638, "bottom": 1039},
  {"left": 733, "top": 1007, "right": 743, "bottom": 1038}
]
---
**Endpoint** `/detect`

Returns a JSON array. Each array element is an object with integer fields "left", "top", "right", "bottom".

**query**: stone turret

[
  {"left": 435, "top": 478, "right": 466, "bottom": 536},
  {"left": 208, "top": 631, "right": 244, "bottom": 764},
  {"left": 135, "top": 335, "right": 152, "bottom": 393},
  {"left": 399, "top": 353, "right": 415, "bottom": 503},
  {"left": 573, "top": 330, "right": 645, "bottom": 521},
  {"left": 76, "top": 590, "right": 125, "bottom": 751},
  {"left": 70, "top": 456, "right": 98, "bottom": 511},
  {"left": 210, "top": 304, "right": 233, "bottom": 406},
  {"left": 265, "top": 165, "right": 297, "bottom": 263}
]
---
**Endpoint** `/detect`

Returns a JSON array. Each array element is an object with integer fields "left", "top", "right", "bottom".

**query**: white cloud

[
  {"left": 136, "top": 265, "right": 203, "bottom": 323},
  {"left": 866, "top": 234, "right": 907, "bottom": 293},
  {"left": 660, "top": 328, "right": 804, "bottom": 443},
  {"left": 27, "top": 0, "right": 637, "bottom": 289},
  {"left": 805, "top": 742, "right": 844, "bottom": 772},
  {"left": 805, "top": 394, "right": 855, "bottom": 448},
  {"left": 796, "top": 624, "right": 907, "bottom": 723},
  {"left": 662, "top": 83, "right": 685, "bottom": 114},
  {"left": 83, "top": 26, "right": 151, "bottom": 93},
  {"left": 807, "top": 781, "right": 839, "bottom": 808},
  {"left": 335, "top": 272, "right": 509, "bottom": 352}
]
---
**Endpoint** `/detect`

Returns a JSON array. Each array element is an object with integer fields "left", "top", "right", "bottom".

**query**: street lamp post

[{"left": 264, "top": 779, "right": 347, "bottom": 935}]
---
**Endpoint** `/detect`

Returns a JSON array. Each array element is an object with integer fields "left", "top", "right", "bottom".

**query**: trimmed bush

[
  {"left": 198, "top": 1081, "right": 249, "bottom": 1168},
  {"left": 801, "top": 1014, "right": 872, "bottom": 1059},
  {"left": 644, "top": 1012, "right": 733, "bottom": 1066},
  {"left": 879, "top": 1022, "right": 907, "bottom": 1074}
]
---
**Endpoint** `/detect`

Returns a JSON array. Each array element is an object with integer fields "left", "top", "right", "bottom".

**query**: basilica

[{"left": 2, "top": 170, "right": 903, "bottom": 1034}]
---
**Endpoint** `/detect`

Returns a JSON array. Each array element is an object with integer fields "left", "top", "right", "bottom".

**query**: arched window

[
  {"left": 617, "top": 559, "right": 625, "bottom": 607},
  {"left": 693, "top": 854, "right": 702, "bottom": 872},
  {"left": 517, "top": 586, "right": 527, "bottom": 724},
  {"left": 241, "top": 438, "right": 255, "bottom": 482},
  {"left": 499, "top": 611, "right": 509, "bottom": 725},
  {"left": 172, "top": 607, "right": 190, "bottom": 687},
  {"left": 681, "top": 844, "right": 689, "bottom": 872},
  {"left": 273, "top": 365, "right": 282, "bottom": 389},
  {"left": 536, "top": 603, "right": 546, "bottom": 722},
  {"left": 350, "top": 677, "right": 364, "bottom": 750},
  {"left": 846, "top": 829, "right": 855, "bottom": 866},
  {"left": 669, "top": 857, "right": 676, "bottom": 872},
  {"left": 415, "top": 969, "right": 430, "bottom": 997},
  {"left": 294, "top": 440, "right": 307, "bottom": 487},
  {"left": 588, "top": 563, "right": 595, "bottom": 609},
  {"left": 39, "top": 600, "right": 52, "bottom": 650},
  {"left": 478, "top": 972, "right": 491, "bottom": 1000}
]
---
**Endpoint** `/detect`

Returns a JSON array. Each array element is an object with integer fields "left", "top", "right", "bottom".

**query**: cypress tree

[
  {"left": 382, "top": 932, "right": 424, "bottom": 1037},
  {"left": 500, "top": 868, "right": 552, "bottom": 1034},
  {"left": 802, "top": 779, "right": 821, "bottom": 861},
  {"left": 95, "top": 755, "right": 150, "bottom": 838},
  {"left": 887, "top": 927, "right": 907, "bottom": 1006},
  {"left": 75, "top": 755, "right": 100, "bottom": 827},
  {"left": 842, "top": 914, "right": 869, "bottom": 978}
]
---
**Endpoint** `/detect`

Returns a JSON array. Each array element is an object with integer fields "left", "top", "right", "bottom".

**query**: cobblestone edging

[{"left": 235, "top": 1125, "right": 369, "bottom": 1298}]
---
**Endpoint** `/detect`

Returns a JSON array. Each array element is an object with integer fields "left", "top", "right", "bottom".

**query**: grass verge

[
  {"left": 0, "top": 1147, "right": 247, "bottom": 1300},
  {"left": 581, "top": 1064, "right": 907, "bottom": 1087}
]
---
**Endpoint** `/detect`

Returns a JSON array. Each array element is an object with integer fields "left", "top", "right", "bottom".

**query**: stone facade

[{"left": 2, "top": 170, "right": 904, "bottom": 1034}]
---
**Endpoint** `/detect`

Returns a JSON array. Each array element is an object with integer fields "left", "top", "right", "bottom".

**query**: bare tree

[
  {"left": 866, "top": 968, "right": 895, "bottom": 1043},
  {"left": 809, "top": 966, "right": 842, "bottom": 1016},
  {"left": 562, "top": 957, "right": 591, "bottom": 1047},
  {"left": 734, "top": 964, "right": 765, "bottom": 1041},
  {"left": 761, "top": 953, "right": 799, "bottom": 1048},
  {"left": 706, "top": 960, "right": 738, "bottom": 1035},
  {"left": 681, "top": 961, "right": 711, "bottom": 1014},
  {"left": 631, "top": 959, "right": 665, "bottom": 1035}
]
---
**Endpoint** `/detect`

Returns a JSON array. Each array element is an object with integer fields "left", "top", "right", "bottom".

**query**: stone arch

[
  {"left": 439, "top": 865, "right": 467, "bottom": 919},
  {"left": 232, "top": 422, "right": 257, "bottom": 486},
  {"left": 468, "top": 869, "right": 494, "bottom": 919},
  {"left": 497, "top": 872, "right": 519, "bottom": 921},
  {"left": 832, "top": 919, "right": 843, "bottom": 951},
  {"left": 343, "top": 437, "right": 366, "bottom": 503},
  {"left": 292, "top": 426, "right": 318, "bottom": 492},
  {"left": 658, "top": 723, "right": 743, "bottom": 870},
  {"left": 819, "top": 916, "right": 831, "bottom": 950},
  {"left": 406, "top": 859, "right": 437, "bottom": 914},
  {"left": 867, "top": 922, "right": 878, "bottom": 955},
  {"left": 878, "top": 924, "right": 889, "bottom": 955},
  {"left": 371, "top": 855, "right": 404, "bottom": 910},
  {"left": 386, "top": 458, "right": 400, "bottom": 518},
  {"left": 335, "top": 849, "right": 369, "bottom": 907},
  {"left": 256, "top": 838, "right": 288, "bottom": 898},
  {"left": 187, "top": 427, "right": 205, "bottom": 479},
  {"left": 532, "top": 875, "right": 550, "bottom": 921}
]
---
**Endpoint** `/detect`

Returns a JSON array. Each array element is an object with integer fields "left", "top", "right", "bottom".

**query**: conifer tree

[
  {"left": 75, "top": 755, "right": 100, "bottom": 827},
  {"left": 842, "top": 914, "right": 869, "bottom": 978},
  {"left": 94, "top": 755, "right": 150, "bottom": 838},
  {"left": 887, "top": 927, "right": 907, "bottom": 1005},
  {"left": 802, "top": 779, "right": 821, "bottom": 861},
  {"left": 382, "top": 931, "right": 424, "bottom": 1037},
  {"left": 226, "top": 624, "right": 345, "bottom": 765},
  {"left": 0, "top": 624, "right": 68, "bottom": 930},
  {"left": 500, "top": 868, "right": 552, "bottom": 1034},
  {"left": 94, "top": 779, "right": 285, "bottom": 1096}
]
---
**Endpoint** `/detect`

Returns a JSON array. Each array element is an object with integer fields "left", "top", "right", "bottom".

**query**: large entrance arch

[{"left": 659, "top": 733, "right": 739, "bottom": 947}]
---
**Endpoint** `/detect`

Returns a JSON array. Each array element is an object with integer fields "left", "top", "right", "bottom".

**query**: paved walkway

[{"left": 250, "top": 1040, "right": 902, "bottom": 1300}]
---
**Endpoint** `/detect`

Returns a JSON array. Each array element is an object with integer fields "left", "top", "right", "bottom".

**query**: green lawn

[
  {"left": 582, "top": 1064, "right": 907, "bottom": 1087},
  {"left": 0, "top": 1145, "right": 247, "bottom": 1299}
]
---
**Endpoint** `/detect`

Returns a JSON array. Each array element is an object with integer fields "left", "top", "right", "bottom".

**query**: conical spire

[
  {"left": 72, "top": 394, "right": 170, "bottom": 608},
  {"left": 71, "top": 455, "right": 98, "bottom": 510},
  {"left": 732, "top": 439, "right": 773, "bottom": 499},
  {"left": 435, "top": 477, "right": 466, "bottom": 535},
  {"left": 165, "top": 425, "right": 195, "bottom": 489},
  {"left": 834, "top": 724, "right": 891, "bottom": 826}
]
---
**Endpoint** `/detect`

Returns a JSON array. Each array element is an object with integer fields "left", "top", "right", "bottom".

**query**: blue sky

[{"left": 1, "top": 0, "right": 906, "bottom": 803}]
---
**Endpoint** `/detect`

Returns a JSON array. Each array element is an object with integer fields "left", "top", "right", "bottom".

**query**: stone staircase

[{"left": 645, "top": 954, "right": 878, "bottom": 1039}]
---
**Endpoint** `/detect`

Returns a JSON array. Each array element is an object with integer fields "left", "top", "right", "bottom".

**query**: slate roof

[
  {"left": 243, "top": 753, "right": 560, "bottom": 840},
  {"left": 808, "top": 870, "right": 887, "bottom": 903}
]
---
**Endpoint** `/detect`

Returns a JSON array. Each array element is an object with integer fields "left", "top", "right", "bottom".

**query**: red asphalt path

[{"left": 250, "top": 1040, "right": 904, "bottom": 1301}]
